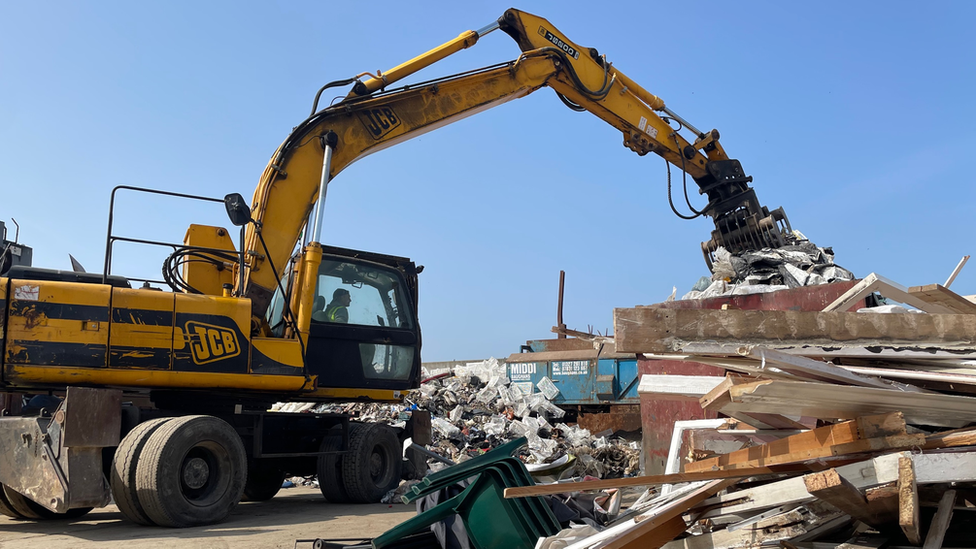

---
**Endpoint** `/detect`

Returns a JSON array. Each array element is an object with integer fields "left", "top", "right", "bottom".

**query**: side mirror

[{"left": 224, "top": 193, "right": 252, "bottom": 227}]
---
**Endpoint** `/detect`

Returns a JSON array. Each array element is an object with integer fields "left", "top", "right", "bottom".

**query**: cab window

[{"left": 311, "top": 258, "right": 413, "bottom": 329}]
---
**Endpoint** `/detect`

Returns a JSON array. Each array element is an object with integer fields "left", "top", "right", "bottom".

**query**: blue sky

[{"left": 2, "top": 1, "right": 974, "bottom": 361}]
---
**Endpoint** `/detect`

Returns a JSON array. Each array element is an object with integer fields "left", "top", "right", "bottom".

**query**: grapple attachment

[{"left": 695, "top": 159, "right": 792, "bottom": 271}]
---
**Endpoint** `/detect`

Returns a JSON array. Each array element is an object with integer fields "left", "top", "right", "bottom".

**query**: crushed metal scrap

[
  {"left": 274, "top": 358, "right": 641, "bottom": 479},
  {"left": 687, "top": 231, "right": 855, "bottom": 300}
]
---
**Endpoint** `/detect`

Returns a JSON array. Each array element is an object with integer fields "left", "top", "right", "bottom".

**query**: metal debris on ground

[{"left": 274, "top": 357, "right": 641, "bottom": 479}]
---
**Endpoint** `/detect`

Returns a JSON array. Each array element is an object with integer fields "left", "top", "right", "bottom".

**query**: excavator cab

[{"left": 266, "top": 245, "right": 423, "bottom": 391}]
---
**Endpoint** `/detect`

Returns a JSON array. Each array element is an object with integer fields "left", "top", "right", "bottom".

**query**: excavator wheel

[
  {"left": 111, "top": 417, "right": 175, "bottom": 525},
  {"left": 0, "top": 485, "right": 93, "bottom": 520},
  {"left": 241, "top": 460, "right": 286, "bottom": 502},
  {"left": 135, "top": 415, "right": 246, "bottom": 527},
  {"left": 0, "top": 485, "right": 27, "bottom": 519},
  {"left": 341, "top": 423, "right": 401, "bottom": 503},
  {"left": 1, "top": 485, "right": 45, "bottom": 519},
  {"left": 317, "top": 425, "right": 351, "bottom": 503}
]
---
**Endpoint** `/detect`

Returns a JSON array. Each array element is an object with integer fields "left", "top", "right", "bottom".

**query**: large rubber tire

[
  {"left": 317, "top": 426, "right": 351, "bottom": 503},
  {"left": 135, "top": 415, "right": 246, "bottom": 528},
  {"left": 0, "top": 485, "right": 29, "bottom": 519},
  {"left": 241, "top": 461, "right": 285, "bottom": 502},
  {"left": 0, "top": 485, "right": 92, "bottom": 520},
  {"left": 340, "top": 423, "right": 402, "bottom": 503},
  {"left": 110, "top": 417, "right": 174, "bottom": 525},
  {"left": 1, "top": 485, "right": 44, "bottom": 519}
]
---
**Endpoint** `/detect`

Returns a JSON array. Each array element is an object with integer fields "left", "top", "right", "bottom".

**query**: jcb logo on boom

[
  {"left": 185, "top": 321, "right": 241, "bottom": 365},
  {"left": 357, "top": 105, "right": 401, "bottom": 140}
]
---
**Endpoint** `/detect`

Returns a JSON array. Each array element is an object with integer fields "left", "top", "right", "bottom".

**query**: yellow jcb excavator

[{"left": 0, "top": 9, "right": 790, "bottom": 527}]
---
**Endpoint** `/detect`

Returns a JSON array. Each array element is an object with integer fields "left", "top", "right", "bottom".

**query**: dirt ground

[{"left": 0, "top": 486, "right": 417, "bottom": 549}]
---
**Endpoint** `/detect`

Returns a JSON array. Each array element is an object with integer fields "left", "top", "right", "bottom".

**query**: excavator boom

[{"left": 240, "top": 9, "right": 791, "bottom": 322}]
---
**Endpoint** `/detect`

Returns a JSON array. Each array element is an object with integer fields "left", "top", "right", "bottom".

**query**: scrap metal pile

[
  {"left": 686, "top": 232, "right": 855, "bottom": 300},
  {"left": 276, "top": 358, "right": 641, "bottom": 478}
]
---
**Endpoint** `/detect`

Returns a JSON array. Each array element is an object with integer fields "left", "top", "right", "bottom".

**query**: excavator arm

[
  {"left": 241, "top": 53, "right": 564, "bottom": 317},
  {"left": 240, "top": 8, "right": 791, "bottom": 321}
]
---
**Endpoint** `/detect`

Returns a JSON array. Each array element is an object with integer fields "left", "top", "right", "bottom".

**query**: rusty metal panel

[
  {"left": 109, "top": 287, "right": 175, "bottom": 370},
  {"left": 0, "top": 387, "right": 119, "bottom": 513},
  {"left": 5, "top": 279, "right": 110, "bottom": 369},
  {"left": 639, "top": 358, "right": 723, "bottom": 475},
  {"left": 577, "top": 404, "right": 642, "bottom": 433},
  {"left": 61, "top": 387, "right": 121, "bottom": 447}
]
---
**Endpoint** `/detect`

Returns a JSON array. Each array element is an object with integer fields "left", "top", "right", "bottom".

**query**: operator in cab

[{"left": 323, "top": 288, "right": 351, "bottom": 323}]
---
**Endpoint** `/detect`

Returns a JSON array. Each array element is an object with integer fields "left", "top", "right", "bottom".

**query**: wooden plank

[
  {"left": 899, "top": 456, "right": 922, "bottom": 546},
  {"left": 614, "top": 307, "right": 976, "bottom": 354},
  {"left": 731, "top": 411, "right": 813, "bottom": 430},
  {"left": 502, "top": 462, "right": 811, "bottom": 498},
  {"left": 839, "top": 365, "right": 976, "bottom": 388},
  {"left": 616, "top": 515, "right": 687, "bottom": 549},
  {"left": 661, "top": 503, "right": 843, "bottom": 549},
  {"left": 743, "top": 347, "right": 926, "bottom": 392},
  {"left": 865, "top": 483, "right": 899, "bottom": 525},
  {"left": 823, "top": 273, "right": 957, "bottom": 314},
  {"left": 702, "top": 379, "right": 976, "bottom": 428},
  {"left": 923, "top": 426, "right": 976, "bottom": 450},
  {"left": 684, "top": 413, "right": 904, "bottom": 473},
  {"left": 803, "top": 469, "right": 892, "bottom": 528},
  {"left": 699, "top": 451, "right": 976, "bottom": 519},
  {"left": 677, "top": 343, "right": 976, "bottom": 361},
  {"left": 923, "top": 490, "right": 957, "bottom": 549},
  {"left": 909, "top": 284, "right": 976, "bottom": 314},
  {"left": 644, "top": 353, "right": 803, "bottom": 381},
  {"left": 637, "top": 374, "right": 725, "bottom": 401},
  {"left": 601, "top": 479, "right": 738, "bottom": 549},
  {"left": 698, "top": 374, "right": 811, "bottom": 430}
]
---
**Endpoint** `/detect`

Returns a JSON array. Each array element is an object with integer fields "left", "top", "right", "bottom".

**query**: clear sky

[{"left": 2, "top": 1, "right": 974, "bottom": 362}]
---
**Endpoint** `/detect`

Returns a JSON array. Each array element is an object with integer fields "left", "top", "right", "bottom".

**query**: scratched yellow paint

[
  {"left": 5, "top": 280, "right": 110, "bottom": 368},
  {"left": 110, "top": 287, "right": 174, "bottom": 368}
]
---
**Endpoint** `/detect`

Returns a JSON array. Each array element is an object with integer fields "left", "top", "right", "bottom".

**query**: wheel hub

[
  {"left": 182, "top": 457, "right": 210, "bottom": 489},
  {"left": 369, "top": 451, "right": 385, "bottom": 480}
]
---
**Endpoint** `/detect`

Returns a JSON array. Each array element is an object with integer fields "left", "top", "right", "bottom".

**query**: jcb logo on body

[
  {"left": 185, "top": 321, "right": 241, "bottom": 365},
  {"left": 357, "top": 106, "right": 401, "bottom": 139}
]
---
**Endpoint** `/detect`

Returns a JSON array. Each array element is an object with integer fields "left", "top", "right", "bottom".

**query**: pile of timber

[{"left": 517, "top": 273, "right": 976, "bottom": 547}]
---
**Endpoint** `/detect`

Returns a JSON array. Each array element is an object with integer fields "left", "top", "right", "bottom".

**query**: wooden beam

[
  {"left": 699, "top": 451, "right": 976, "bottom": 519},
  {"left": 616, "top": 515, "right": 687, "bottom": 549},
  {"left": 923, "top": 426, "right": 976, "bottom": 450},
  {"left": 503, "top": 463, "right": 811, "bottom": 498},
  {"left": 701, "top": 379, "right": 976, "bottom": 428},
  {"left": 923, "top": 489, "right": 957, "bottom": 549},
  {"left": 803, "top": 469, "right": 893, "bottom": 528},
  {"left": 684, "top": 413, "right": 906, "bottom": 473},
  {"left": 899, "top": 456, "right": 922, "bottom": 546},
  {"left": 909, "top": 284, "right": 976, "bottom": 314},
  {"left": 823, "top": 273, "right": 957, "bottom": 314},
  {"left": 661, "top": 503, "right": 844, "bottom": 549},
  {"left": 865, "top": 483, "right": 899, "bottom": 525},
  {"left": 742, "top": 347, "right": 926, "bottom": 392},
  {"left": 601, "top": 479, "right": 738, "bottom": 549},
  {"left": 697, "top": 374, "right": 813, "bottom": 430},
  {"left": 838, "top": 365, "right": 976, "bottom": 389},
  {"left": 614, "top": 306, "right": 976, "bottom": 354}
]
